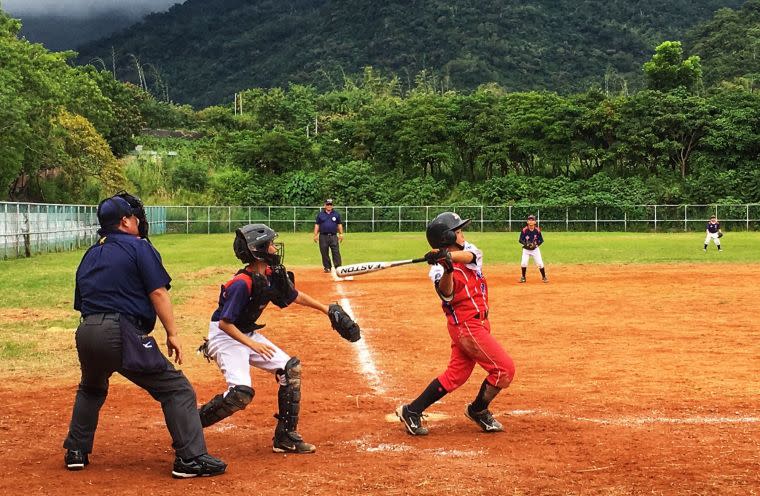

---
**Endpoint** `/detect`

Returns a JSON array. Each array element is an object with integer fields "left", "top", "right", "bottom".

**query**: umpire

[
  {"left": 62, "top": 192, "right": 226, "bottom": 478},
  {"left": 313, "top": 198, "right": 344, "bottom": 272}
]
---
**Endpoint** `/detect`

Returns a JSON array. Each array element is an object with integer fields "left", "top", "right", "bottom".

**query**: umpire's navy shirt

[
  {"left": 315, "top": 209, "right": 342, "bottom": 234},
  {"left": 74, "top": 231, "right": 171, "bottom": 331}
]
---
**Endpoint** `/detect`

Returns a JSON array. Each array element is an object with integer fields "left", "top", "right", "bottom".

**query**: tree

[{"left": 643, "top": 41, "right": 703, "bottom": 92}]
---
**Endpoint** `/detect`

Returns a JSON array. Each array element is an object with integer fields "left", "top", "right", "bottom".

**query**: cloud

[{"left": 2, "top": 0, "right": 183, "bottom": 18}]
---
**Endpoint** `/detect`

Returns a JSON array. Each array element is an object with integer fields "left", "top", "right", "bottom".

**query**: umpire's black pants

[
  {"left": 318, "top": 232, "right": 342, "bottom": 270},
  {"left": 62, "top": 314, "right": 206, "bottom": 460}
]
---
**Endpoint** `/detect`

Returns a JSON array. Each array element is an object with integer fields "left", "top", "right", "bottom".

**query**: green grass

[{"left": 1, "top": 231, "right": 758, "bottom": 311}]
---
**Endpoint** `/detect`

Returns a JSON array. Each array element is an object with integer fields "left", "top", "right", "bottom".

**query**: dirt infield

[{"left": 1, "top": 264, "right": 758, "bottom": 495}]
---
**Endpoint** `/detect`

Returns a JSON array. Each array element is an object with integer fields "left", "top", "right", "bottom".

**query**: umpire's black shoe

[
  {"left": 171, "top": 453, "right": 227, "bottom": 478},
  {"left": 396, "top": 405, "right": 429, "bottom": 436},
  {"left": 465, "top": 404, "right": 504, "bottom": 433},
  {"left": 64, "top": 449, "right": 89, "bottom": 470}
]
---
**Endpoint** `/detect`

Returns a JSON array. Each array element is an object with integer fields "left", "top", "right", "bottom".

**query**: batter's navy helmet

[{"left": 426, "top": 212, "right": 471, "bottom": 248}]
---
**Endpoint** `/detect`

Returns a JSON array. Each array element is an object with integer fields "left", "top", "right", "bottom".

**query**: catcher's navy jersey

[
  {"left": 706, "top": 221, "right": 720, "bottom": 233},
  {"left": 74, "top": 231, "right": 171, "bottom": 331},
  {"left": 211, "top": 268, "right": 298, "bottom": 326},
  {"left": 519, "top": 227, "right": 543, "bottom": 246}
]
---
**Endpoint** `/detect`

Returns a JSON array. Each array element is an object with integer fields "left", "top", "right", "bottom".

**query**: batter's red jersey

[{"left": 428, "top": 242, "right": 489, "bottom": 325}]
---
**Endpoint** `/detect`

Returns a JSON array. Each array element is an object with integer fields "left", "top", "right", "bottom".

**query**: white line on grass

[{"left": 335, "top": 284, "right": 385, "bottom": 395}]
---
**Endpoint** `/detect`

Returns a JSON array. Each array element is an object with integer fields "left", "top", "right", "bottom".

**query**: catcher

[
  {"left": 518, "top": 214, "right": 547, "bottom": 283},
  {"left": 703, "top": 215, "right": 723, "bottom": 252},
  {"left": 197, "top": 224, "right": 360, "bottom": 454}
]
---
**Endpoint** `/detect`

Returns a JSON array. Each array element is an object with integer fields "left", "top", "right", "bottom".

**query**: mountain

[
  {"left": 18, "top": 11, "right": 136, "bottom": 52},
  {"left": 685, "top": 0, "right": 760, "bottom": 87},
  {"left": 75, "top": 0, "right": 744, "bottom": 107}
]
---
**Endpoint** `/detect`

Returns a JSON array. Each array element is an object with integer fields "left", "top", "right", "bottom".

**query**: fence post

[
  {"left": 398, "top": 206, "right": 401, "bottom": 232},
  {"left": 684, "top": 204, "right": 687, "bottom": 232},
  {"left": 747, "top": 204, "right": 750, "bottom": 231},
  {"left": 15, "top": 203, "right": 20, "bottom": 258},
  {"left": 595, "top": 207, "right": 598, "bottom": 232},
  {"left": 186, "top": 206, "right": 189, "bottom": 234},
  {"left": 372, "top": 207, "right": 375, "bottom": 232},
  {"left": 624, "top": 211, "right": 627, "bottom": 232},
  {"left": 654, "top": 205, "right": 657, "bottom": 232},
  {"left": 228, "top": 206, "right": 231, "bottom": 232},
  {"left": 268, "top": 206, "right": 271, "bottom": 226},
  {"left": 425, "top": 206, "right": 429, "bottom": 226},
  {"left": 345, "top": 206, "right": 349, "bottom": 233},
  {"left": 480, "top": 205, "right": 483, "bottom": 232},
  {"left": 565, "top": 207, "right": 569, "bottom": 232},
  {"left": 508, "top": 206, "right": 512, "bottom": 232},
  {"left": 207, "top": 206, "right": 210, "bottom": 234},
  {"left": 293, "top": 206, "right": 296, "bottom": 233},
  {"left": 248, "top": 206, "right": 251, "bottom": 224}
]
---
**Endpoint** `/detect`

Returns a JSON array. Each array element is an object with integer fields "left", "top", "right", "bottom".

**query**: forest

[
  {"left": 76, "top": 0, "right": 744, "bottom": 107},
  {"left": 1, "top": 2, "right": 759, "bottom": 207}
]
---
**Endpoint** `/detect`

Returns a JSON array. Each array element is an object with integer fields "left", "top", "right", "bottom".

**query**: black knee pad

[{"left": 199, "top": 385, "right": 255, "bottom": 428}]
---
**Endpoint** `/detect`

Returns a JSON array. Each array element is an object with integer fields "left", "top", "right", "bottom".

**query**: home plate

[
  {"left": 331, "top": 267, "right": 354, "bottom": 281},
  {"left": 385, "top": 412, "right": 450, "bottom": 423}
]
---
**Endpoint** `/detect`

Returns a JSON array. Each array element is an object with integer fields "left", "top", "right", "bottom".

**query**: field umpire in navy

[
  {"left": 313, "top": 198, "right": 344, "bottom": 272},
  {"left": 62, "top": 191, "right": 227, "bottom": 478}
]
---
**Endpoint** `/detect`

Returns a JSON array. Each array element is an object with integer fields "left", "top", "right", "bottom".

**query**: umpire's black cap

[{"left": 97, "top": 196, "right": 134, "bottom": 227}]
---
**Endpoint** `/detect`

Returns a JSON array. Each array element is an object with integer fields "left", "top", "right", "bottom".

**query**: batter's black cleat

[
  {"left": 273, "top": 431, "right": 316, "bottom": 453},
  {"left": 519, "top": 277, "right": 526, "bottom": 283},
  {"left": 65, "top": 449, "right": 89, "bottom": 470},
  {"left": 542, "top": 276, "right": 548, "bottom": 283},
  {"left": 171, "top": 453, "right": 227, "bottom": 478},
  {"left": 396, "top": 405, "right": 429, "bottom": 436},
  {"left": 465, "top": 404, "right": 504, "bottom": 433}
]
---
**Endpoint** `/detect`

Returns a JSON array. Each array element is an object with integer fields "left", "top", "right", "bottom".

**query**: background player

[
  {"left": 197, "top": 224, "right": 360, "bottom": 454},
  {"left": 519, "top": 214, "right": 547, "bottom": 283},
  {"left": 704, "top": 215, "right": 723, "bottom": 252},
  {"left": 396, "top": 212, "right": 516, "bottom": 436}
]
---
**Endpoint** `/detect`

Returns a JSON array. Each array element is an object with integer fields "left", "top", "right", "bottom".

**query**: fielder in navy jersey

[
  {"left": 704, "top": 215, "right": 723, "bottom": 252},
  {"left": 518, "top": 214, "right": 548, "bottom": 283}
]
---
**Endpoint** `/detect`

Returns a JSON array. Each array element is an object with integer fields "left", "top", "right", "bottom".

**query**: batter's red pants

[{"left": 437, "top": 319, "right": 515, "bottom": 392}]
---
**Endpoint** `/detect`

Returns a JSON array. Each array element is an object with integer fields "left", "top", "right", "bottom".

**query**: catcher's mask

[
  {"left": 97, "top": 191, "right": 149, "bottom": 238},
  {"left": 233, "top": 223, "right": 284, "bottom": 265},
  {"left": 426, "top": 212, "right": 471, "bottom": 249}
]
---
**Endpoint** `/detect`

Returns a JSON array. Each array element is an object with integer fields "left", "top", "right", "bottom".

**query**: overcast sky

[{"left": 3, "top": 0, "right": 183, "bottom": 18}]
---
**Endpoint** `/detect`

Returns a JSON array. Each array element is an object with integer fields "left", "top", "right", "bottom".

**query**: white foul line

[{"left": 335, "top": 284, "right": 385, "bottom": 394}]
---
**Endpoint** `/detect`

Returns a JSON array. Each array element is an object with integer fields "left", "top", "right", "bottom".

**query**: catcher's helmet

[
  {"left": 233, "top": 223, "right": 282, "bottom": 264},
  {"left": 426, "top": 212, "right": 471, "bottom": 248}
]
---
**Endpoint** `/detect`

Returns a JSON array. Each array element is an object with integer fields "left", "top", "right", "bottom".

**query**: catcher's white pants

[
  {"left": 205, "top": 321, "right": 290, "bottom": 389},
  {"left": 521, "top": 247, "right": 544, "bottom": 268},
  {"left": 704, "top": 232, "right": 721, "bottom": 246}
]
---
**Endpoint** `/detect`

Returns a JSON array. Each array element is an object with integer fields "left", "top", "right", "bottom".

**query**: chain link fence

[
  {"left": 1, "top": 202, "right": 166, "bottom": 260},
  {"left": 3, "top": 201, "right": 759, "bottom": 259}
]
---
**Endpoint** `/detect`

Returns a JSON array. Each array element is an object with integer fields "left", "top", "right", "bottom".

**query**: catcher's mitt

[
  {"left": 328, "top": 303, "right": 361, "bottom": 342},
  {"left": 717, "top": 232, "right": 724, "bottom": 238},
  {"left": 523, "top": 242, "right": 537, "bottom": 250}
]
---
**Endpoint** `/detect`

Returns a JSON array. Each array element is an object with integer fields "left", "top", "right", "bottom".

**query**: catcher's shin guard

[
  {"left": 273, "top": 357, "right": 315, "bottom": 453},
  {"left": 199, "top": 385, "right": 254, "bottom": 428}
]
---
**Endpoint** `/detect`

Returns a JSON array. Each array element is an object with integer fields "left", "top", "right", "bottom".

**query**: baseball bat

[{"left": 335, "top": 257, "right": 426, "bottom": 277}]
